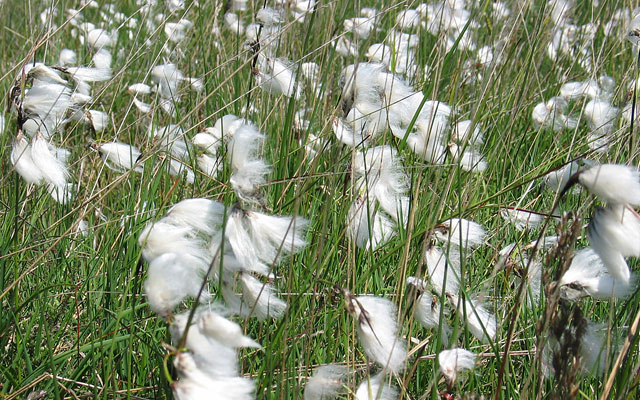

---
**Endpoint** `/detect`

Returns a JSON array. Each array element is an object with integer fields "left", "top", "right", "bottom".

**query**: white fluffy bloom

[
  {"left": 171, "top": 313, "right": 240, "bottom": 377},
  {"left": 424, "top": 245, "right": 460, "bottom": 295},
  {"left": 59, "top": 49, "right": 77, "bottom": 66},
  {"left": 138, "top": 221, "right": 210, "bottom": 264},
  {"left": 98, "top": 142, "right": 143, "bottom": 173},
  {"left": 87, "top": 28, "right": 115, "bottom": 50},
  {"left": 239, "top": 273, "right": 287, "bottom": 320},
  {"left": 346, "top": 295, "right": 407, "bottom": 373},
  {"left": 588, "top": 204, "right": 640, "bottom": 284},
  {"left": 255, "top": 55, "right": 300, "bottom": 98},
  {"left": 406, "top": 277, "right": 450, "bottom": 343},
  {"left": 303, "top": 364, "right": 347, "bottom": 400},
  {"left": 227, "top": 124, "right": 270, "bottom": 200},
  {"left": 11, "top": 134, "right": 43, "bottom": 184},
  {"left": 347, "top": 197, "right": 396, "bottom": 250},
  {"left": 165, "top": 198, "right": 225, "bottom": 236},
  {"left": 560, "top": 247, "right": 636, "bottom": 300},
  {"left": 30, "top": 133, "right": 69, "bottom": 188},
  {"left": 500, "top": 208, "right": 542, "bottom": 231},
  {"left": 532, "top": 97, "right": 577, "bottom": 131},
  {"left": 578, "top": 164, "right": 640, "bottom": 206},
  {"left": 450, "top": 295, "right": 497, "bottom": 343},
  {"left": 198, "top": 310, "right": 261, "bottom": 348},
  {"left": 355, "top": 374, "right": 398, "bottom": 400},
  {"left": 344, "top": 17, "right": 376, "bottom": 39},
  {"left": 225, "top": 207, "right": 308, "bottom": 275},
  {"left": 144, "top": 253, "right": 209, "bottom": 316},
  {"left": 584, "top": 99, "right": 619, "bottom": 136},
  {"left": 172, "top": 352, "right": 255, "bottom": 400},
  {"left": 434, "top": 218, "right": 486, "bottom": 249},
  {"left": 352, "top": 146, "right": 410, "bottom": 224},
  {"left": 438, "top": 348, "right": 476, "bottom": 383}
]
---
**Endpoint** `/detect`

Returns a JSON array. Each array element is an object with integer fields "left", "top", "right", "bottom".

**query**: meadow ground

[{"left": 1, "top": 0, "right": 640, "bottom": 399}]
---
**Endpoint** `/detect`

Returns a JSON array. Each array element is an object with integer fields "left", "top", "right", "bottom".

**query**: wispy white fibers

[
  {"left": 588, "top": 204, "right": 640, "bottom": 284},
  {"left": 172, "top": 353, "right": 255, "bottom": 400},
  {"left": 239, "top": 273, "right": 288, "bottom": 320},
  {"left": 227, "top": 123, "right": 270, "bottom": 201},
  {"left": 30, "top": 133, "right": 69, "bottom": 188},
  {"left": 144, "top": 253, "right": 209, "bottom": 316},
  {"left": 577, "top": 164, "right": 640, "bottom": 206},
  {"left": 355, "top": 373, "right": 398, "bottom": 400},
  {"left": 406, "top": 277, "right": 450, "bottom": 344},
  {"left": 225, "top": 206, "right": 308, "bottom": 275},
  {"left": 171, "top": 312, "right": 240, "bottom": 377},
  {"left": 449, "top": 295, "right": 497, "bottom": 343},
  {"left": 559, "top": 247, "right": 636, "bottom": 300},
  {"left": 346, "top": 196, "right": 396, "bottom": 250},
  {"left": 303, "top": 364, "right": 348, "bottom": 400},
  {"left": 11, "top": 134, "right": 43, "bottom": 184},
  {"left": 138, "top": 221, "right": 210, "bottom": 264},
  {"left": 98, "top": 142, "right": 143, "bottom": 173},
  {"left": 352, "top": 146, "right": 410, "bottom": 224},
  {"left": 165, "top": 198, "right": 225, "bottom": 236},
  {"left": 434, "top": 218, "right": 486, "bottom": 249},
  {"left": 438, "top": 348, "right": 476, "bottom": 383},
  {"left": 198, "top": 310, "right": 262, "bottom": 348},
  {"left": 424, "top": 245, "right": 460, "bottom": 295},
  {"left": 255, "top": 55, "right": 301, "bottom": 98},
  {"left": 531, "top": 97, "right": 577, "bottom": 131},
  {"left": 346, "top": 295, "right": 406, "bottom": 373},
  {"left": 500, "top": 208, "right": 542, "bottom": 231}
]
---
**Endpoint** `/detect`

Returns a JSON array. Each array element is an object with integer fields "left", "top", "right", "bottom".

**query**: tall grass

[{"left": 1, "top": 0, "right": 639, "bottom": 399}]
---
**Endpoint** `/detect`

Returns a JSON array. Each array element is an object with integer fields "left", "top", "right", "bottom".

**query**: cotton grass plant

[{"left": 3, "top": 0, "right": 640, "bottom": 399}]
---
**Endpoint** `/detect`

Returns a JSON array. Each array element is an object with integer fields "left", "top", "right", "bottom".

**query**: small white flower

[
  {"left": 345, "top": 295, "right": 407, "bottom": 373},
  {"left": 449, "top": 295, "right": 497, "bottom": 343},
  {"left": 500, "top": 208, "right": 542, "bottom": 231},
  {"left": 355, "top": 373, "right": 398, "bottom": 400},
  {"left": 198, "top": 310, "right": 262, "bottom": 348},
  {"left": 434, "top": 218, "right": 486, "bottom": 249},
  {"left": 406, "top": 277, "right": 450, "bottom": 344},
  {"left": 144, "top": 253, "right": 209, "bottom": 316},
  {"left": 588, "top": 204, "right": 640, "bottom": 284},
  {"left": 438, "top": 348, "right": 476, "bottom": 383},
  {"left": 346, "top": 196, "right": 396, "bottom": 250},
  {"left": 98, "top": 142, "right": 143, "bottom": 173},
  {"left": 560, "top": 247, "right": 636, "bottom": 300},
  {"left": 30, "top": 133, "right": 69, "bottom": 188},
  {"left": 238, "top": 273, "right": 287, "bottom": 320},
  {"left": 303, "top": 364, "right": 347, "bottom": 400},
  {"left": 11, "top": 134, "right": 43, "bottom": 184},
  {"left": 424, "top": 245, "right": 460, "bottom": 295},
  {"left": 577, "top": 164, "right": 640, "bottom": 206}
]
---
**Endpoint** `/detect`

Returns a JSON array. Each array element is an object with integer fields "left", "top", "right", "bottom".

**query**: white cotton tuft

[
  {"left": 138, "top": 221, "right": 210, "bottom": 264},
  {"left": 59, "top": 49, "right": 77, "bottom": 66},
  {"left": 406, "top": 277, "right": 450, "bottom": 344},
  {"left": 239, "top": 273, "right": 287, "bottom": 320},
  {"left": 165, "top": 198, "right": 225, "bottom": 236},
  {"left": 227, "top": 124, "right": 270, "bottom": 199},
  {"left": 171, "top": 313, "right": 240, "bottom": 377},
  {"left": 347, "top": 296, "right": 406, "bottom": 373},
  {"left": 450, "top": 295, "right": 497, "bottom": 343},
  {"left": 92, "top": 49, "right": 112, "bottom": 69},
  {"left": 438, "top": 348, "right": 476, "bottom": 383},
  {"left": 578, "top": 164, "right": 640, "bottom": 206},
  {"left": 66, "top": 67, "right": 112, "bottom": 82},
  {"left": 588, "top": 204, "right": 640, "bottom": 284},
  {"left": 87, "top": 28, "right": 115, "bottom": 49},
  {"left": 192, "top": 132, "right": 221, "bottom": 154},
  {"left": 11, "top": 135, "right": 43, "bottom": 184},
  {"left": 424, "top": 245, "right": 460, "bottom": 295},
  {"left": 198, "top": 310, "right": 262, "bottom": 348},
  {"left": 198, "top": 154, "right": 222, "bottom": 177},
  {"left": 500, "top": 209, "right": 543, "bottom": 231},
  {"left": 355, "top": 373, "right": 398, "bottom": 400},
  {"left": 98, "top": 142, "right": 143, "bottom": 173},
  {"left": 434, "top": 218, "right": 486, "bottom": 249},
  {"left": 303, "top": 364, "right": 348, "bottom": 400},
  {"left": 347, "top": 197, "right": 396, "bottom": 250},
  {"left": 144, "top": 253, "right": 208, "bottom": 316},
  {"left": 30, "top": 134, "right": 69, "bottom": 188},
  {"left": 560, "top": 247, "right": 636, "bottom": 300}
]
